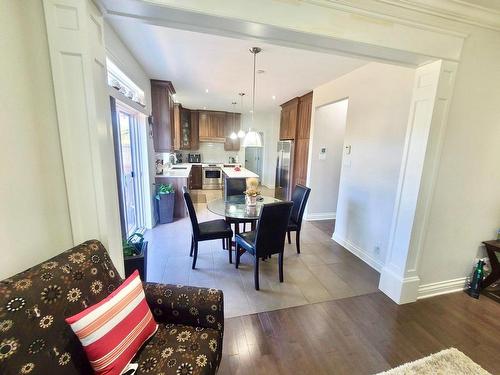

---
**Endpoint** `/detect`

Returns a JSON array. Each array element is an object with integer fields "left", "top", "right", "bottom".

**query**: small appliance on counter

[
  {"left": 228, "top": 156, "right": 236, "bottom": 163},
  {"left": 188, "top": 153, "right": 201, "bottom": 163},
  {"left": 176, "top": 152, "right": 183, "bottom": 163}
]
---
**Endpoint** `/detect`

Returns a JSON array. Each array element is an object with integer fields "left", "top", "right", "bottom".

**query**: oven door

[{"left": 202, "top": 168, "right": 222, "bottom": 189}]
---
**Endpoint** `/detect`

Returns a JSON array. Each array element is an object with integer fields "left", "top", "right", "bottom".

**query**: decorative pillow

[{"left": 65, "top": 270, "right": 157, "bottom": 375}]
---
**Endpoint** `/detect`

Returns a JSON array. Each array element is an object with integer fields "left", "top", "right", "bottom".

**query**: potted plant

[{"left": 156, "top": 183, "right": 175, "bottom": 223}]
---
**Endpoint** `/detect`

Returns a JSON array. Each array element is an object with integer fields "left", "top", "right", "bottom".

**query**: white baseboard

[
  {"left": 305, "top": 212, "right": 336, "bottom": 221},
  {"left": 379, "top": 265, "right": 420, "bottom": 304},
  {"left": 417, "top": 277, "right": 468, "bottom": 299},
  {"left": 332, "top": 233, "right": 383, "bottom": 272}
]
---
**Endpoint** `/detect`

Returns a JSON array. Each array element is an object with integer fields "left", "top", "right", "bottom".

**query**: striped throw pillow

[{"left": 66, "top": 270, "right": 158, "bottom": 375}]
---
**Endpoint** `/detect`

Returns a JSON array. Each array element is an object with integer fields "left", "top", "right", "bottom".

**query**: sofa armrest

[{"left": 143, "top": 282, "right": 224, "bottom": 332}]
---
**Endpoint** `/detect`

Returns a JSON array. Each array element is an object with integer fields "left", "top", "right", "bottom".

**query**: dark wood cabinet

[
  {"left": 279, "top": 92, "right": 313, "bottom": 188},
  {"left": 151, "top": 80, "right": 175, "bottom": 152},
  {"left": 173, "top": 103, "right": 181, "bottom": 150},
  {"left": 279, "top": 98, "right": 299, "bottom": 140},
  {"left": 189, "top": 165, "right": 202, "bottom": 189},
  {"left": 199, "top": 111, "right": 226, "bottom": 142},
  {"left": 224, "top": 112, "right": 241, "bottom": 151},
  {"left": 297, "top": 92, "right": 313, "bottom": 139},
  {"left": 190, "top": 110, "right": 199, "bottom": 150}
]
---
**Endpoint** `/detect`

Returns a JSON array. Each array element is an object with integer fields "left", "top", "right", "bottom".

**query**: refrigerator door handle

[{"left": 276, "top": 150, "right": 282, "bottom": 187}]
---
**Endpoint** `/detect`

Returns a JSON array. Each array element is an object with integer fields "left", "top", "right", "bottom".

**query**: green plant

[{"left": 155, "top": 183, "right": 174, "bottom": 200}]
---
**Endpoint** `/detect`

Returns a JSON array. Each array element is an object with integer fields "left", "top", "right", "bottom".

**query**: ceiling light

[
  {"left": 237, "top": 130, "right": 246, "bottom": 138},
  {"left": 243, "top": 47, "right": 263, "bottom": 148},
  {"left": 230, "top": 132, "right": 238, "bottom": 140},
  {"left": 205, "top": 88, "right": 209, "bottom": 93},
  {"left": 203, "top": 106, "right": 207, "bottom": 110},
  {"left": 272, "top": 95, "right": 276, "bottom": 100}
]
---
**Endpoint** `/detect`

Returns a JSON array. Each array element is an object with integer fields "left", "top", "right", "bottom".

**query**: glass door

[{"left": 118, "top": 111, "right": 138, "bottom": 236}]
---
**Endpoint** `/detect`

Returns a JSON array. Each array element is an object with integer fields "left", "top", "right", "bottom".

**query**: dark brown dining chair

[
  {"left": 183, "top": 187, "right": 233, "bottom": 269},
  {"left": 235, "top": 201, "right": 293, "bottom": 290},
  {"left": 287, "top": 184, "right": 311, "bottom": 254}
]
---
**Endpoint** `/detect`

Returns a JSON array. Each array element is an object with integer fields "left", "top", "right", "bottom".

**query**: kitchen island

[
  {"left": 221, "top": 166, "right": 259, "bottom": 201},
  {"left": 155, "top": 163, "right": 192, "bottom": 219}
]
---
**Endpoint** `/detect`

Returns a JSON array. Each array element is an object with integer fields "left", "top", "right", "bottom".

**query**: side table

[{"left": 482, "top": 240, "right": 500, "bottom": 289}]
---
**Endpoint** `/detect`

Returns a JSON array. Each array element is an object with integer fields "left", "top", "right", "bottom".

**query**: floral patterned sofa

[{"left": 0, "top": 240, "right": 224, "bottom": 375}]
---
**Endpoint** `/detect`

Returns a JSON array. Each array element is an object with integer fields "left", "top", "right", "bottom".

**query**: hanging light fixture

[
  {"left": 230, "top": 101, "right": 238, "bottom": 140},
  {"left": 237, "top": 93, "right": 246, "bottom": 138},
  {"left": 242, "top": 47, "right": 263, "bottom": 147}
]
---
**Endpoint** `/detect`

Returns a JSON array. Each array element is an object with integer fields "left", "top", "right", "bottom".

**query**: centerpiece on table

[{"left": 244, "top": 177, "right": 260, "bottom": 207}]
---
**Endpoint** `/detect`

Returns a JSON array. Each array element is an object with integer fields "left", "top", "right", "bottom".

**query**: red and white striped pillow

[{"left": 66, "top": 270, "right": 157, "bottom": 375}]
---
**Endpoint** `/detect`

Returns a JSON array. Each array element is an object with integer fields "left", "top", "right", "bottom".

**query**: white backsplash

[{"left": 157, "top": 142, "right": 244, "bottom": 164}]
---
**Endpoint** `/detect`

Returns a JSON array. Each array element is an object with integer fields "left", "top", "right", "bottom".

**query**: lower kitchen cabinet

[{"left": 190, "top": 165, "right": 202, "bottom": 189}]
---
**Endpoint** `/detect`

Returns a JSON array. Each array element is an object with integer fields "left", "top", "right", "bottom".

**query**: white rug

[{"left": 376, "top": 348, "right": 491, "bottom": 375}]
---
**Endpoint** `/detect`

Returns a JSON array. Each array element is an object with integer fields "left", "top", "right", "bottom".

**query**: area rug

[{"left": 376, "top": 348, "right": 491, "bottom": 375}]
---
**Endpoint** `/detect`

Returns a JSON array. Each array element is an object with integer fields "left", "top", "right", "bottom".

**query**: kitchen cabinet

[
  {"left": 173, "top": 105, "right": 192, "bottom": 150},
  {"left": 190, "top": 110, "right": 199, "bottom": 150},
  {"left": 173, "top": 103, "right": 181, "bottom": 150},
  {"left": 297, "top": 92, "right": 313, "bottom": 139},
  {"left": 199, "top": 111, "right": 226, "bottom": 142},
  {"left": 279, "top": 98, "right": 299, "bottom": 140},
  {"left": 151, "top": 80, "right": 175, "bottom": 152},
  {"left": 224, "top": 112, "right": 241, "bottom": 151},
  {"left": 293, "top": 138, "right": 310, "bottom": 187},
  {"left": 189, "top": 165, "right": 202, "bottom": 189}
]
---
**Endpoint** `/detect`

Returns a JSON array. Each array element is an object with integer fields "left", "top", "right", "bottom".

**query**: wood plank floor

[{"left": 218, "top": 291, "right": 500, "bottom": 375}]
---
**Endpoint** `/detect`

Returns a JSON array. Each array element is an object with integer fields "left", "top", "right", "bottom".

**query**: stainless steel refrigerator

[{"left": 275, "top": 140, "right": 294, "bottom": 200}]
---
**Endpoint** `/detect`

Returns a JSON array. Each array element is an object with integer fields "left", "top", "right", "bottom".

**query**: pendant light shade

[
  {"left": 237, "top": 129, "right": 246, "bottom": 138},
  {"left": 244, "top": 47, "right": 263, "bottom": 148},
  {"left": 242, "top": 130, "right": 262, "bottom": 147}
]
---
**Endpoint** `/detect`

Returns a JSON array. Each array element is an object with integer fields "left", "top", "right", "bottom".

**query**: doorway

[
  {"left": 245, "top": 132, "right": 264, "bottom": 177},
  {"left": 110, "top": 97, "right": 147, "bottom": 237}
]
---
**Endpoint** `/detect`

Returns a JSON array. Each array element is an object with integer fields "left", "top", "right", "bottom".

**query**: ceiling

[{"left": 107, "top": 18, "right": 368, "bottom": 112}]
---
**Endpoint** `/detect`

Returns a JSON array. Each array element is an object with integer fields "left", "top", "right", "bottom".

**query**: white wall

[
  {"left": 306, "top": 99, "right": 348, "bottom": 220},
  {"left": 417, "top": 28, "right": 500, "bottom": 289},
  {"left": 0, "top": 1, "right": 73, "bottom": 279},
  {"left": 240, "top": 111, "right": 280, "bottom": 188},
  {"left": 309, "top": 63, "right": 415, "bottom": 270}
]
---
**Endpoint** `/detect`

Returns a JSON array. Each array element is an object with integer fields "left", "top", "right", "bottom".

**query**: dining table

[{"left": 207, "top": 195, "right": 281, "bottom": 250}]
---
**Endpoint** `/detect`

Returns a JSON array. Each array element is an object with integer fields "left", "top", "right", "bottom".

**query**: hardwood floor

[{"left": 219, "top": 291, "right": 500, "bottom": 375}]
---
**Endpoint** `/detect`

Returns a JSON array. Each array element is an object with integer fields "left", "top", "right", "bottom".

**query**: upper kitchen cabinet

[
  {"left": 151, "top": 79, "right": 175, "bottom": 152},
  {"left": 297, "top": 92, "right": 313, "bottom": 139},
  {"left": 224, "top": 112, "right": 241, "bottom": 151},
  {"left": 173, "top": 104, "right": 193, "bottom": 150},
  {"left": 279, "top": 98, "right": 299, "bottom": 140},
  {"left": 199, "top": 111, "right": 226, "bottom": 142},
  {"left": 190, "top": 110, "right": 199, "bottom": 150}
]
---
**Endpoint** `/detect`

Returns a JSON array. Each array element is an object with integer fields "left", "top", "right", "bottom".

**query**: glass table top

[{"left": 207, "top": 195, "right": 281, "bottom": 220}]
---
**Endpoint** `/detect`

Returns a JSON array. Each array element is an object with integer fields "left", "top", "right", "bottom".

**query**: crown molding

[{"left": 375, "top": 0, "right": 500, "bottom": 31}]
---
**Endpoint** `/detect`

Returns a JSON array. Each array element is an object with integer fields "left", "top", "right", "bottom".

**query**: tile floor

[{"left": 145, "top": 188, "right": 380, "bottom": 318}]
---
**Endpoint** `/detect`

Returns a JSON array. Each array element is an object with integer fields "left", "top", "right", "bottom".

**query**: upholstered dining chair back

[{"left": 255, "top": 201, "right": 293, "bottom": 256}]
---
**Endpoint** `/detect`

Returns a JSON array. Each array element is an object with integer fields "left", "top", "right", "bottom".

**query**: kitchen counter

[
  {"left": 221, "top": 167, "right": 259, "bottom": 179},
  {"left": 156, "top": 163, "right": 192, "bottom": 178}
]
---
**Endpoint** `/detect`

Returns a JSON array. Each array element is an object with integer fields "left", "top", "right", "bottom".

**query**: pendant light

[
  {"left": 242, "top": 47, "right": 263, "bottom": 147},
  {"left": 230, "top": 101, "right": 238, "bottom": 140},
  {"left": 237, "top": 93, "right": 246, "bottom": 138}
]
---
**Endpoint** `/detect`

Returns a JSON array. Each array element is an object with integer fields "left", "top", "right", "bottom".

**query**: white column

[
  {"left": 379, "top": 60, "right": 458, "bottom": 303},
  {"left": 43, "top": 0, "right": 124, "bottom": 275}
]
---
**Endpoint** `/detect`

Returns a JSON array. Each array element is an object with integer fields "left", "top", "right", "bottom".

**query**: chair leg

[
  {"left": 296, "top": 230, "right": 301, "bottom": 254},
  {"left": 190, "top": 237, "right": 194, "bottom": 257},
  {"left": 254, "top": 257, "right": 260, "bottom": 290},
  {"left": 278, "top": 252, "right": 284, "bottom": 283},
  {"left": 287, "top": 231, "right": 291, "bottom": 244},
  {"left": 192, "top": 241, "right": 199, "bottom": 269},
  {"left": 222, "top": 238, "right": 226, "bottom": 250},
  {"left": 228, "top": 238, "right": 233, "bottom": 264},
  {"left": 235, "top": 244, "right": 240, "bottom": 269}
]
